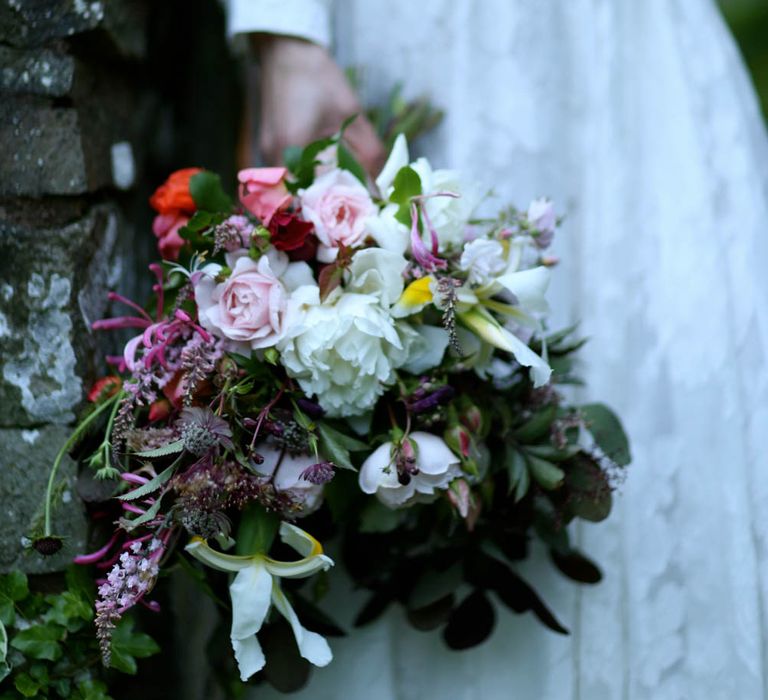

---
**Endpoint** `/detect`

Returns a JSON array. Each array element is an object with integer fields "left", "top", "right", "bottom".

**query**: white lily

[{"left": 185, "top": 522, "right": 334, "bottom": 681}]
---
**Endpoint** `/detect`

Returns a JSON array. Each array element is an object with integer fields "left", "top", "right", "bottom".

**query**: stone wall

[{"left": 0, "top": 0, "right": 150, "bottom": 573}]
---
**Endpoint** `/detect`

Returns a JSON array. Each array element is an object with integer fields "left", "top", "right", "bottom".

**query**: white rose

[
  {"left": 459, "top": 238, "right": 507, "bottom": 285},
  {"left": 345, "top": 247, "right": 408, "bottom": 307},
  {"left": 253, "top": 443, "right": 324, "bottom": 516},
  {"left": 359, "top": 432, "right": 462, "bottom": 508},
  {"left": 278, "top": 293, "right": 413, "bottom": 417}
]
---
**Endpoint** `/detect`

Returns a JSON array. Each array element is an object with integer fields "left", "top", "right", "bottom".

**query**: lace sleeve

[{"left": 226, "top": 0, "right": 333, "bottom": 47}]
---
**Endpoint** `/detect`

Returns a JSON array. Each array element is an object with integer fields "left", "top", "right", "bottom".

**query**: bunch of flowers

[{"left": 37, "top": 125, "right": 629, "bottom": 691}]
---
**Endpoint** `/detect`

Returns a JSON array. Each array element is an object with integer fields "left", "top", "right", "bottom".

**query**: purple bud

[
  {"left": 300, "top": 461, "right": 335, "bottom": 485},
  {"left": 297, "top": 397, "right": 325, "bottom": 418}
]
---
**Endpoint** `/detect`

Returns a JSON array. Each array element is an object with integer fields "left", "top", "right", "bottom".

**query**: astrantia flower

[
  {"left": 359, "top": 432, "right": 462, "bottom": 508},
  {"left": 178, "top": 406, "right": 234, "bottom": 456},
  {"left": 278, "top": 293, "right": 413, "bottom": 417},
  {"left": 185, "top": 523, "right": 334, "bottom": 681}
]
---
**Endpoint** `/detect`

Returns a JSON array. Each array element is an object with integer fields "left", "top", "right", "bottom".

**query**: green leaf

[
  {"left": 566, "top": 456, "right": 613, "bottom": 522},
  {"left": 0, "top": 620, "right": 7, "bottom": 664},
  {"left": 236, "top": 504, "right": 279, "bottom": 555},
  {"left": 581, "top": 403, "right": 631, "bottom": 466},
  {"left": 0, "top": 571, "right": 28, "bottom": 626},
  {"left": 337, "top": 143, "right": 367, "bottom": 184},
  {"left": 77, "top": 679, "right": 111, "bottom": 700},
  {"left": 317, "top": 423, "right": 366, "bottom": 471},
  {"left": 359, "top": 499, "right": 401, "bottom": 533},
  {"left": 390, "top": 166, "right": 422, "bottom": 225},
  {"left": 283, "top": 145, "right": 304, "bottom": 173},
  {"left": 512, "top": 405, "right": 558, "bottom": 443},
  {"left": 11, "top": 625, "right": 63, "bottom": 661},
  {"left": 189, "top": 171, "right": 232, "bottom": 212},
  {"left": 504, "top": 445, "right": 530, "bottom": 501},
  {"left": 524, "top": 444, "right": 582, "bottom": 462},
  {"left": 134, "top": 438, "right": 184, "bottom": 458},
  {"left": 0, "top": 571, "right": 28, "bottom": 603},
  {"left": 525, "top": 454, "right": 565, "bottom": 490},
  {"left": 408, "top": 564, "right": 463, "bottom": 611},
  {"left": 120, "top": 497, "right": 163, "bottom": 531},
  {"left": 0, "top": 662, "right": 10, "bottom": 684},
  {"left": 109, "top": 618, "right": 160, "bottom": 675},
  {"left": 14, "top": 672, "right": 40, "bottom": 697},
  {"left": 118, "top": 464, "right": 175, "bottom": 500},
  {"left": 42, "top": 591, "right": 92, "bottom": 630}
]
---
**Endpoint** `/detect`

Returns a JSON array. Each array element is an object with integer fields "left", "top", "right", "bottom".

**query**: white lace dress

[{"left": 230, "top": 1, "right": 768, "bottom": 698}]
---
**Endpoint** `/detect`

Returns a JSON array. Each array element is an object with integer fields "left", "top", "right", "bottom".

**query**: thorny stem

[{"left": 44, "top": 394, "right": 120, "bottom": 537}]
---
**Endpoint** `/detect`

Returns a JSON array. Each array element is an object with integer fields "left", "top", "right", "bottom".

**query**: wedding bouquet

[{"left": 36, "top": 123, "right": 629, "bottom": 691}]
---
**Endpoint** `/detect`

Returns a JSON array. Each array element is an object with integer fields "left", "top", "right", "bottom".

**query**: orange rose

[{"left": 149, "top": 167, "right": 202, "bottom": 215}]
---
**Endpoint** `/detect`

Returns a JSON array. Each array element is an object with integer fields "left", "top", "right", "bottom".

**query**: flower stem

[{"left": 44, "top": 394, "right": 120, "bottom": 537}]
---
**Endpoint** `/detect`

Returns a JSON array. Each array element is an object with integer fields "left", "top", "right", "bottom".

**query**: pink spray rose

[
  {"left": 194, "top": 251, "right": 316, "bottom": 350},
  {"left": 238, "top": 167, "right": 291, "bottom": 225},
  {"left": 152, "top": 212, "right": 188, "bottom": 261},
  {"left": 299, "top": 169, "right": 377, "bottom": 262}
]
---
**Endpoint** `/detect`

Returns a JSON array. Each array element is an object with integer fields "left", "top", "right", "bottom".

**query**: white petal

[
  {"left": 359, "top": 442, "right": 396, "bottom": 494},
  {"left": 264, "top": 553, "right": 334, "bottom": 579},
  {"left": 459, "top": 308, "right": 552, "bottom": 387},
  {"left": 495, "top": 266, "right": 550, "bottom": 314},
  {"left": 400, "top": 325, "right": 449, "bottom": 374},
  {"left": 282, "top": 261, "right": 316, "bottom": 291},
  {"left": 231, "top": 635, "right": 265, "bottom": 681},
  {"left": 375, "top": 133, "right": 409, "bottom": 195},
  {"left": 185, "top": 537, "right": 257, "bottom": 572},
  {"left": 271, "top": 582, "right": 333, "bottom": 667},
  {"left": 279, "top": 522, "right": 324, "bottom": 558},
  {"left": 411, "top": 432, "right": 460, "bottom": 475},
  {"left": 346, "top": 247, "right": 407, "bottom": 307},
  {"left": 230, "top": 563, "right": 273, "bottom": 640}
]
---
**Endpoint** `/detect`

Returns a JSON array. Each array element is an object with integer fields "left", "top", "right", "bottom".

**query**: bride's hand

[{"left": 248, "top": 35, "right": 386, "bottom": 175}]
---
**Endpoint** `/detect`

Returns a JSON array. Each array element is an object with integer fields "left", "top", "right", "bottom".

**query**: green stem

[{"left": 44, "top": 394, "right": 121, "bottom": 536}]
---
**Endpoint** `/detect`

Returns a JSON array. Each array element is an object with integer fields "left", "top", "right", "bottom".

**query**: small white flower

[
  {"left": 359, "top": 432, "right": 462, "bottom": 508},
  {"left": 460, "top": 238, "right": 507, "bottom": 285},
  {"left": 186, "top": 523, "right": 333, "bottom": 681}
]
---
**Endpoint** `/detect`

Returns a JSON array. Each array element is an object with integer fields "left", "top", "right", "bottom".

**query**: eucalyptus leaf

[
  {"left": 442, "top": 590, "right": 495, "bottom": 650},
  {"left": 525, "top": 454, "right": 565, "bottom": 490},
  {"left": 504, "top": 445, "right": 530, "bottom": 501},
  {"left": 512, "top": 405, "right": 557, "bottom": 443},
  {"left": 581, "top": 403, "right": 631, "bottom": 466}
]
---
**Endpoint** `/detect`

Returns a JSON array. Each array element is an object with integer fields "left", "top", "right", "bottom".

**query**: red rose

[{"left": 269, "top": 211, "right": 314, "bottom": 251}]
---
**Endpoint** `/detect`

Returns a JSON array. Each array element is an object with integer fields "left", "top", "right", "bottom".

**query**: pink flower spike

[
  {"left": 410, "top": 203, "right": 447, "bottom": 273},
  {"left": 175, "top": 309, "right": 191, "bottom": 323},
  {"left": 92, "top": 317, "right": 151, "bottom": 331},
  {"left": 141, "top": 599, "right": 161, "bottom": 613},
  {"left": 107, "top": 292, "right": 153, "bottom": 321},
  {"left": 73, "top": 532, "right": 120, "bottom": 565},
  {"left": 149, "top": 263, "right": 165, "bottom": 319},
  {"left": 122, "top": 503, "right": 146, "bottom": 515},
  {"left": 121, "top": 473, "right": 150, "bottom": 485}
]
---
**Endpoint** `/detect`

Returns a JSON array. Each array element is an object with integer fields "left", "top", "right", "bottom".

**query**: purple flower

[
  {"left": 300, "top": 461, "right": 336, "bottom": 485},
  {"left": 178, "top": 406, "right": 234, "bottom": 455}
]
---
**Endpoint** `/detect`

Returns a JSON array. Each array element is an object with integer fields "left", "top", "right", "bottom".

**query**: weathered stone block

[
  {"left": 0, "top": 0, "right": 147, "bottom": 59},
  {"left": 0, "top": 425, "right": 87, "bottom": 574},
  {"left": 0, "top": 203, "right": 121, "bottom": 427},
  {"left": 0, "top": 45, "right": 76, "bottom": 96}
]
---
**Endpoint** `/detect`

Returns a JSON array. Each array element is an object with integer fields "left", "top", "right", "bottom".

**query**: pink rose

[
  {"left": 195, "top": 252, "right": 293, "bottom": 350},
  {"left": 238, "top": 167, "right": 291, "bottom": 225},
  {"left": 299, "top": 169, "right": 377, "bottom": 262},
  {"left": 152, "top": 212, "right": 189, "bottom": 261}
]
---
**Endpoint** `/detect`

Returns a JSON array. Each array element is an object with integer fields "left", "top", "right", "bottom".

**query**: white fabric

[
  {"left": 227, "top": 0, "right": 332, "bottom": 46},
  {"left": 235, "top": 0, "right": 768, "bottom": 697}
]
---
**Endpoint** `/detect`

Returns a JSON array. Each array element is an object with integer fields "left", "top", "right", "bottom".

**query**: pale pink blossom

[
  {"left": 238, "top": 167, "right": 291, "bottom": 225},
  {"left": 299, "top": 169, "right": 377, "bottom": 262}
]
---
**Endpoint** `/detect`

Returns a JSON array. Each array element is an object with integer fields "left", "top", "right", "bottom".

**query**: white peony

[
  {"left": 359, "top": 432, "right": 462, "bottom": 508},
  {"left": 278, "top": 293, "right": 413, "bottom": 417}
]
